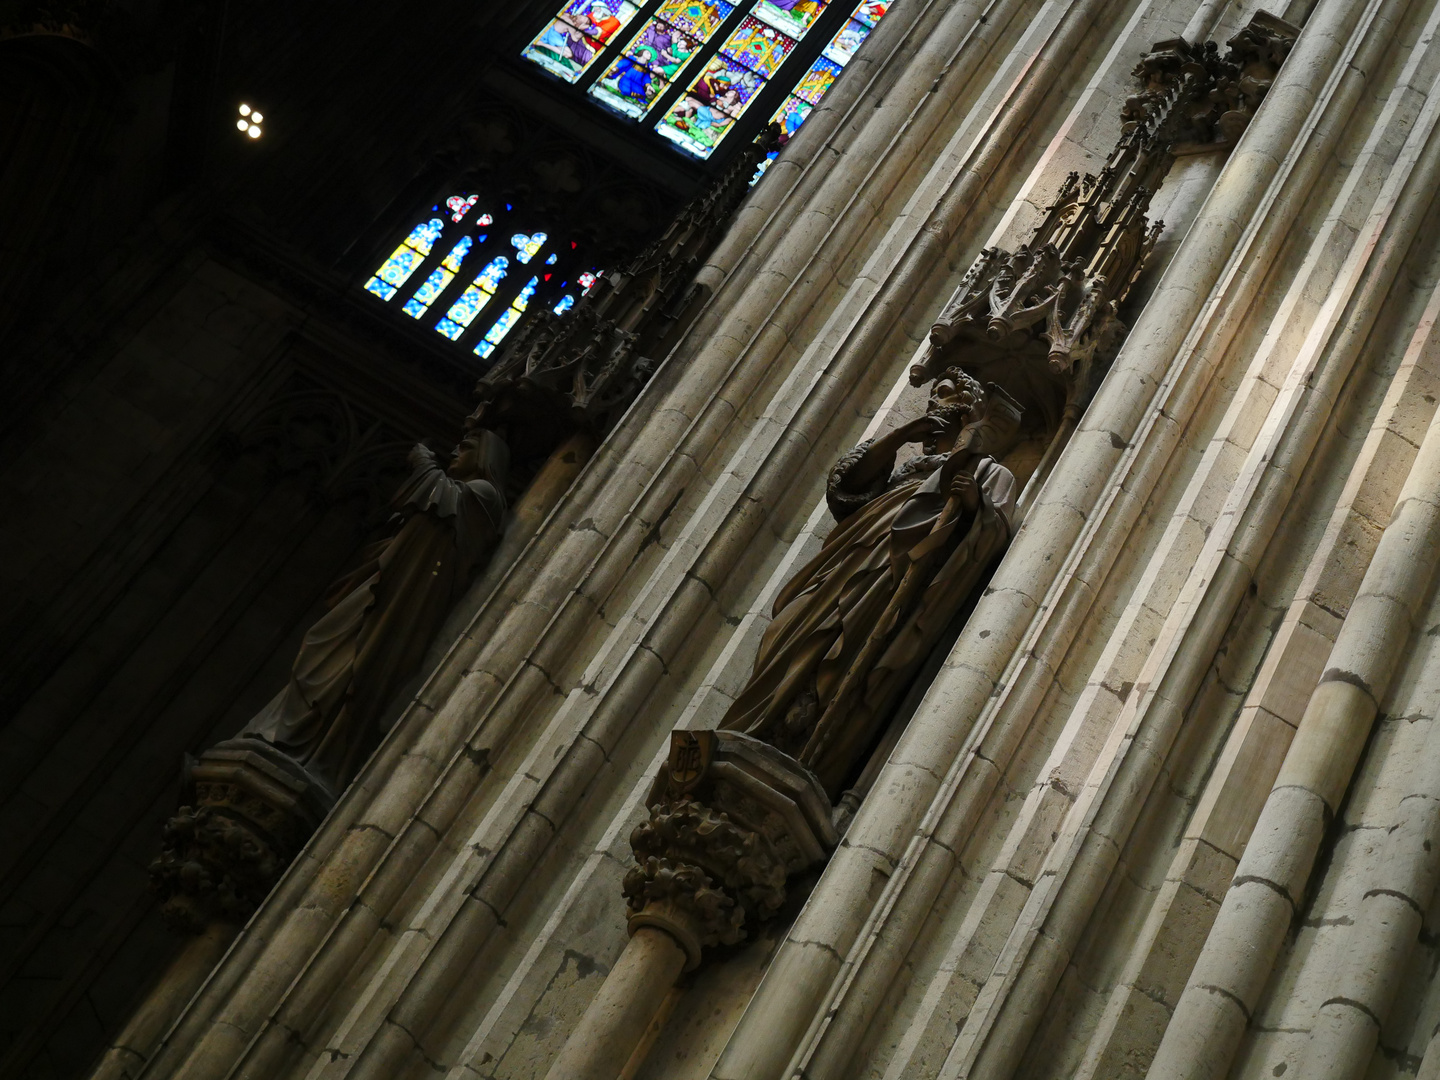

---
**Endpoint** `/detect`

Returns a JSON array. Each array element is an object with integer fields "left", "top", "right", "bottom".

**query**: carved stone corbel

[
  {"left": 150, "top": 739, "right": 335, "bottom": 932},
  {"left": 624, "top": 729, "right": 837, "bottom": 967}
]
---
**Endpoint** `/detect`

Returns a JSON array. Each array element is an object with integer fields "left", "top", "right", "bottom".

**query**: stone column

[
  {"left": 541, "top": 926, "right": 690, "bottom": 1080},
  {"left": 1148, "top": 342, "right": 1440, "bottom": 1078},
  {"left": 88, "top": 921, "right": 237, "bottom": 1080},
  {"left": 1292, "top": 711, "right": 1440, "bottom": 1079},
  {"left": 541, "top": 730, "right": 836, "bottom": 1080}
]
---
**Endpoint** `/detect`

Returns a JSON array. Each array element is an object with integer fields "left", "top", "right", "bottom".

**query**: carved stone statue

[
  {"left": 240, "top": 431, "right": 508, "bottom": 788},
  {"left": 151, "top": 430, "right": 508, "bottom": 930},
  {"left": 718, "top": 368, "right": 1019, "bottom": 798}
]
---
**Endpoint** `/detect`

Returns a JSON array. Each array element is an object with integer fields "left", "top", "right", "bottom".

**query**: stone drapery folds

[{"left": 150, "top": 435, "right": 508, "bottom": 932}]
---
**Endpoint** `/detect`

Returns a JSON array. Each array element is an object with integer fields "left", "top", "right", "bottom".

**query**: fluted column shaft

[{"left": 1148, "top": 312, "right": 1440, "bottom": 1079}]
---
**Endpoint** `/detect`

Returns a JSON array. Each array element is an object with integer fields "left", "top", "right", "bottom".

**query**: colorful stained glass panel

[
  {"left": 792, "top": 55, "right": 842, "bottom": 103},
  {"left": 749, "top": 0, "right": 891, "bottom": 188},
  {"left": 511, "top": 232, "right": 547, "bottom": 264},
  {"left": 364, "top": 218, "right": 446, "bottom": 300},
  {"left": 590, "top": 6, "right": 719, "bottom": 120},
  {"left": 772, "top": 94, "right": 813, "bottom": 138},
  {"left": 435, "top": 256, "right": 510, "bottom": 340},
  {"left": 476, "top": 277, "right": 541, "bottom": 359},
  {"left": 522, "top": 0, "right": 640, "bottom": 83},
  {"left": 721, "top": 16, "right": 796, "bottom": 79},
  {"left": 850, "top": 0, "right": 886, "bottom": 27},
  {"left": 475, "top": 257, "right": 510, "bottom": 293},
  {"left": 655, "top": 0, "right": 734, "bottom": 38},
  {"left": 403, "top": 236, "right": 473, "bottom": 320},
  {"left": 553, "top": 295, "right": 577, "bottom": 315},
  {"left": 751, "top": 0, "right": 828, "bottom": 38},
  {"left": 446, "top": 194, "right": 479, "bottom": 222},
  {"left": 591, "top": 38, "right": 679, "bottom": 118},
  {"left": 823, "top": 18, "right": 870, "bottom": 64}
]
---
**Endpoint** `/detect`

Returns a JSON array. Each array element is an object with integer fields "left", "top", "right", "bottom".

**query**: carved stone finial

[
  {"left": 468, "top": 125, "right": 783, "bottom": 468},
  {"left": 912, "top": 11, "right": 1294, "bottom": 436}
]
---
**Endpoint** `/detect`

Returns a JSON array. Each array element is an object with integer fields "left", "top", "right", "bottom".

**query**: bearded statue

[{"left": 718, "top": 369, "right": 1020, "bottom": 798}]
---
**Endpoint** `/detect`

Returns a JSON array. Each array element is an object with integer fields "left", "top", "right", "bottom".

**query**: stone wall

[{"left": 54, "top": 0, "right": 1440, "bottom": 1077}]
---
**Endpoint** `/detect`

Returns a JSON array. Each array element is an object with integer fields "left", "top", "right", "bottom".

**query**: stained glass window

[
  {"left": 403, "top": 236, "right": 473, "bottom": 319},
  {"left": 512, "top": 232, "right": 548, "bottom": 264},
  {"left": 476, "top": 277, "right": 540, "bottom": 359},
  {"left": 590, "top": 0, "right": 734, "bottom": 118},
  {"left": 527, "top": 0, "right": 889, "bottom": 163},
  {"left": 364, "top": 219, "right": 444, "bottom": 301},
  {"left": 365, "top": 193, "right": 599, "bottom": 361},
  {"left": 752, "top": 0, "right": 888, "bottom": 180},
  {"left": 436, "top": 256, "right": 510, "bottom": 340},
  {"left": 523, "top": 0, "right": 644, "bottom": 82}
]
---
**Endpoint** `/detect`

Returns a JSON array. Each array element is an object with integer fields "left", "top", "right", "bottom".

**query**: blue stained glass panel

[
  {"left": 441, "top": 236, "right": 473, "bottom": 272},
  {"left": 366, "top": 217, "right": 445, "bottom": 303},
  {"left": 553, "top": 295, "right": 576, "bottom": 314},
  {"left": 591, "top": 30, "right": 685, "bottom": 118},
  {"left": 436, "top": 256, "right": 511, "bottom": 340},
  {"left": 402, "top": 298, "right": 429, "bottom": 319},
  {"left": 475, "top": 277, "right": 540, "bottom": 359},
  {"left": 512, "top": 233, "right": 548, "bottom": 264},
  {"left": 822, "top": 18, "right": 870, "bottom": 64},
  {"left": 475, "top": 256, "right": 510, "bottom": 292},
  {"left": 772, "top": 94, "right": 813, "bottom": 136},
  {"left": 410, "top": 268, "right": 452, "bottom": 308},
  {"left": 405, "top": 219, "right": 445, "bottom": 256}
]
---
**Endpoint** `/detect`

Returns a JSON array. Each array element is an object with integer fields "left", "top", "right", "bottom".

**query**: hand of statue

[
  {"left": 892, "top": 414, "right": 944, "bottom": 446},
  {"left": 949, "top": 471, "right": 981, "bottom": 514}
]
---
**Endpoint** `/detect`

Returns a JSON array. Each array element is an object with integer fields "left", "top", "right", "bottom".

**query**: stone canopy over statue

[{"left": 151, "top": 431, "right": 509, "bottom": 930}]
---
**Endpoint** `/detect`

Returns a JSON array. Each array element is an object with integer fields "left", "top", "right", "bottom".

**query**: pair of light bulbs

[{"left": 236, "top": 103, "right": 264, "bottom": 139}]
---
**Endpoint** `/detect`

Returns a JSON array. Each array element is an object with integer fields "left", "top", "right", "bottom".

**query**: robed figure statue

[
  {"left": 718, "top": 369, "right": 1018, "bottom": 798},
  {"left": 241, "top": 429, "right": 509, "bottom": 789},
  {"left": 153, "top": 429, "right": 510, "bottom": 930}
]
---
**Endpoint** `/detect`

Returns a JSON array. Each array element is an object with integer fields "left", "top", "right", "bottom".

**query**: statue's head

[
  {"left": 449, "top": 428, "right": 510, "bottom": 489},
  {"left": 923, "top": 367, "right": 985, "bottom": 454}
]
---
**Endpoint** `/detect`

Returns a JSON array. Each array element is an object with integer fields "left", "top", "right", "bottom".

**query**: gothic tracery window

[
  {"left": 365, "top": 195, "right": 598, "bottom": 361},
  {"left": 522, "top": 0, "right": 889, "bottom": 161}
]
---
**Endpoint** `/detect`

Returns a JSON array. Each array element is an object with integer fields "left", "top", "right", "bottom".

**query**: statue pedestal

[
  {"left": 544, "top": 730, "right": 837, "bottom": 1080},
  {"left": 149, "top": 738, "right": 334, "bottom": 932}
]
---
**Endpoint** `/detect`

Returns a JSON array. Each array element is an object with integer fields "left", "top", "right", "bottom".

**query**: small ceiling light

[{"left": 238, "top": 102, "right": 264, "bottom": 139}]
